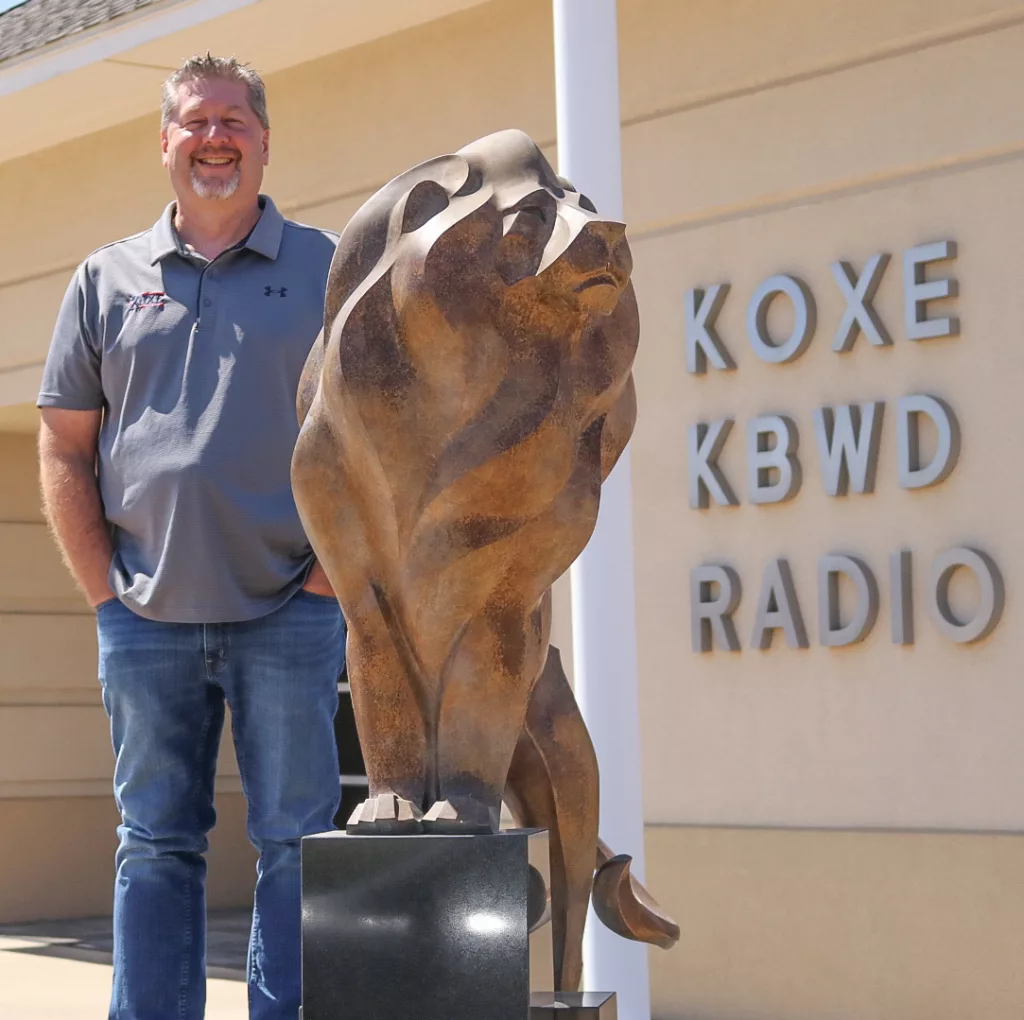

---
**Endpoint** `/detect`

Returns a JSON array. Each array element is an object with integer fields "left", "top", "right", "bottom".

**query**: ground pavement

[{"left": 0, "top": 910, "right": 251, "bottom": 1018}]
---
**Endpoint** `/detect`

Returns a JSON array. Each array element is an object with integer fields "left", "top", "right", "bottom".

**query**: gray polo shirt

[{"left": 38, "top": 196, "right": 338, "bottom": 623}]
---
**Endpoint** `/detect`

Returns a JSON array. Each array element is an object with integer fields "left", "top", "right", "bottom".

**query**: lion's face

[
  {"left": 415, "top": 131, "right": 634, "bottom": 328},
  {"left": 325, "top": 130, "right": 636, "bottom": 358}
]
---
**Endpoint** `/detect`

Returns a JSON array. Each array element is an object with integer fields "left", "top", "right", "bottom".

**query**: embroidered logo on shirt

[
  {"left": 127, "top": 292, "right": 167, "bottom": 313},
  {"left": 264, "top": 286, "right": 288, "bottom": 298}
]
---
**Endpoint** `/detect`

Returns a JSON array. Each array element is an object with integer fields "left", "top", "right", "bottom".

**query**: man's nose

[{"left": 204, "top": 119, "right": 228, "bottom": 142}]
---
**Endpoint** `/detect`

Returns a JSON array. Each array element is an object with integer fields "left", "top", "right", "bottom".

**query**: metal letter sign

[
  {"left": 751, "top": 559, "right": 809, "bottom": 650},
  {"left": 691, "top": 564, "right": 742, "bottom": 653},
  {"left": 813, "top": 402, "right": 885, "bottom": 496},
  {"left": 746, "top": 274, "right": 816, "bottom": 364},
  {"left": 685, "top": 285, "right": 734, "bottom": 374},
  {"left": 748, "top": 416, "right": 802, "bottom": 504},
  {"left": 685, "top": 236, "right": 1006, "bottom": 650},
  {"left": 818, "top": 554, "right": 879, "bottom": 647},
  {"left": 903, "top": 240, "right": 959, "bottom": 341},
  {"left": 688, "top": 420, "right": 738, "bottom": 508},
  {"left": 896, "top": 395, "right": 961, "bottom": 489},
  {"left": 890, "top": 550, "right": 914, "bottom": 646},
  {"left": 927, "top": 547, "right": 1004, "bottom": 643},
  {"left": 831, "top": 254, "right": 892, "bottom": 351}
]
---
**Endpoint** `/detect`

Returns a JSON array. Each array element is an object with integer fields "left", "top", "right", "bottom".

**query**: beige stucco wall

[
  {"left": 626, "top": 0, "right": 1024, "bottom": 834},
  {"left": 2, "top": 0, "right": 1024, "bottom": 1013},
  {"left": 645, "top": 824, "right": 1024, "bottom": 1020},
  {"left": 625, "top": 1, "right": 1024, "bottom": 1013}
]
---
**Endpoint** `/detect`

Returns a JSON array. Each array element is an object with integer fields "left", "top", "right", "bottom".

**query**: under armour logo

[{"left": 264, "top": 286, "right": 288, "bottom": 297}]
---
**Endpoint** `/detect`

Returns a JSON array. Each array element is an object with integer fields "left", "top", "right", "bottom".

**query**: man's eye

[{"left": 225, "top": 119, "right": 244, "bottom": 128}]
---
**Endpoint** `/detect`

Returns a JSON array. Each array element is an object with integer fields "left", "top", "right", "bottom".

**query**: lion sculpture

[{"left": 292, "top": 129, "right": 677, "bottom": 990}]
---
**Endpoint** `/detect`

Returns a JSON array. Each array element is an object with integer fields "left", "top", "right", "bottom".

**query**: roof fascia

[{"left": 0, "top": 0, "right": 260, "bottom": 97}]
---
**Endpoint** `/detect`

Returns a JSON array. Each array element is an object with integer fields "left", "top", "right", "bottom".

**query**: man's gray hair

[{"left": 161, "top": 53, "right": 269, "bottom": 130}]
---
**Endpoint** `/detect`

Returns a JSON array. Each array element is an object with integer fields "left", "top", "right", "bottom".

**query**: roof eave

[{"left": 0, "top": 0, "right": 259, "bottom": 98}]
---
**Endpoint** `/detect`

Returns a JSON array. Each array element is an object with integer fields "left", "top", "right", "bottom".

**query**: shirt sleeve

[{"left": 36, "top": 263, "right": 104, "bottom": 410}]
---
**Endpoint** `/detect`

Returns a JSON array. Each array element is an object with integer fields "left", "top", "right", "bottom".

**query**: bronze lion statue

[{"left": 292, "top": 128, "right": 677, "bottom": 990}]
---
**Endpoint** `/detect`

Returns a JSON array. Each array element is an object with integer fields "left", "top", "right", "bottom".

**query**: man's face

[{"left": 161, "top": 77, "right": 269, "bottom": 204}]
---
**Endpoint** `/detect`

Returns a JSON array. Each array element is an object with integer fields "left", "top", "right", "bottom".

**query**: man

[{"left": 37, "top": 55, "right": 343, "bottom": 1020}]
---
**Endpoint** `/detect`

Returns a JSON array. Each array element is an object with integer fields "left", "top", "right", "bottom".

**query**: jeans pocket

[{"left": 296, "top": 589, "right": 337, "bottom": 604}]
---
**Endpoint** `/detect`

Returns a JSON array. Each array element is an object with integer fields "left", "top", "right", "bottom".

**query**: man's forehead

[{"left": 174, "top": 78, "right": 250, "bottom": 112}]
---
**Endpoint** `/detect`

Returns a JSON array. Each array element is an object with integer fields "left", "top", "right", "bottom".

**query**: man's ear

[
  {"left": 160, "top": 128, "right": 170, "bottom": 167},
  {"left": 262, "top": 128, "right": 270, "bottom": 166}
]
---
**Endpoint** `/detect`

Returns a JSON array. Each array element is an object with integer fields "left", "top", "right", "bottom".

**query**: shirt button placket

[{"left": 196, "top": 264, "right": 215, "bottom": 331}]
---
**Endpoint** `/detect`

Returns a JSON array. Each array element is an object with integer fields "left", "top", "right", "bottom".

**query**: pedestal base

[
  {"left": 302, "top": 828, "right": 551, "bottom": 1020},
  {"left": 530, "top": 992, "right": 617, "bottom": 1018}
]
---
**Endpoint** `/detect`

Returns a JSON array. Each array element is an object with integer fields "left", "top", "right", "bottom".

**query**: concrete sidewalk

[{"left": 0, "top": 911, "right": 250, "bottom": 1018}]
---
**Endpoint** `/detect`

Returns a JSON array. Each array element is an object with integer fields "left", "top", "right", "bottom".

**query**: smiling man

[{"left": 36, "top": 55, "right": 343, "bottom": 1020}]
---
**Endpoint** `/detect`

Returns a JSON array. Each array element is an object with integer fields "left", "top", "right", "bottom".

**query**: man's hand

[
  {"left": 302, "top": 559, "right": 336, "bottom": 598},
  {"left": 39, "top": 408, "right": 116, "bottom": 608}
]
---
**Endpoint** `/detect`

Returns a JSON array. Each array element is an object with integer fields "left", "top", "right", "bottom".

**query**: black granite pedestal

[
  {"left": 302, "top": 828, "right": 553, "bottom": 1020},
  {"left": 530, "top": 992, "right": 617, "bottom": 1018}
]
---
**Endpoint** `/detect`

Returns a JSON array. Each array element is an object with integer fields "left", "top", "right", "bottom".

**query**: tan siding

[
  {"left": 0, "top": 523, "right": 87, "bottom": 614},
  {"left": 0, "top": 433, "right": 41, "bottom": 522},
  {"left": 631, "top": 154, "right": 1024, "bottom": 830},
  {"left": 0, "top": 272, "right": 75, "bottom": 378},
  {"left": 0, "top": 0, "right": 556, "bottom": 385},
  {"left": 548, "top": 572, "right": 574, "bottom": 688},
  {"left": 0, "top": 793, "right": 257, "bottom": 923},
  {"left": 621, "top": 16, "right": 1024, "bottom": 233},
  {"left": 646, "top": 824, "right": 1024, "bottom": 1020},
  {"left": 0, "top": 705, "right": 240, "bottom": 792},
  {"left": 0, "top": 404, "right": 40, "bottom": 434},
  {"left": 260, "top": 0, "right": 554, "bottom": 218},
  {"left": 0, "top": 614, "right": 98, "bottom": 699},
  {"left": 625, "top": 12, "right": 1024, "bottom": 829},
  {"left": 618, "top": 0, "right": 1024, "bottom": 126}
]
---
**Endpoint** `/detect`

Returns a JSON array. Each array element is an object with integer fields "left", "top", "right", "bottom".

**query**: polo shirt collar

[
  {"left": 149, "top": 202, "right": 180, "bottom": 264},
  {"left": 245, "top": 196, "right": 285, "bottom": 260},
  {"left": 148, "top": 194, "right": 285, "bottom": 265}
]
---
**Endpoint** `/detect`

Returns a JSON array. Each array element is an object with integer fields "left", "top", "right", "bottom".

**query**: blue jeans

[{"left": 96, "top": 590, "right": 345, "bottom": 1020}]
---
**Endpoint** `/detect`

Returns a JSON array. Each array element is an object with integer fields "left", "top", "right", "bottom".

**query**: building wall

[
  {"left": 626, "top": 0, "right": 1024, "bottom": 831},
  {"left": 645, "top": 825, "right": 1024, "bottom": 1020},
  {"left": 1, "top": 0, "right": 1023, "bottom": 1014},
  {"left": 0, "top": 0, "right": 562, "bottom": 924},
  {"left": 624, "top": 0, "right": 1024, "bottom": 1016},
  {"left": 0, "top": 433, "right": 255, "bottom": 921}
]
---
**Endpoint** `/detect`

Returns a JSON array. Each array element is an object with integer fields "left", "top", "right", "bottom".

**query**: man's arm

[{"left": 39, "top": 407, "right": 114, "bottom": 608}]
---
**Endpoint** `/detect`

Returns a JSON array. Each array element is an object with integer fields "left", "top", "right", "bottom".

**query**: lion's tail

[
  {"left": 591, "top": 838, "right": 680, "bottom": 949},
  {"left": 508, "top": 642, "right": 679, "bottom": 990}
]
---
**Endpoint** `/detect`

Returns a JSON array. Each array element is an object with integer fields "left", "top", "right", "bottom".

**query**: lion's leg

[
  {"left": 505, "top": 646, "right": 598, "bottom": 992},
  {"left": 422, "top": 590, "right": 551, "bottom": 833},
  {"left": 344, "top": 605, "right": 432, "bottom": 833},
  {"left": 293, "top": 405, "right": 430, "bottom": 833}
]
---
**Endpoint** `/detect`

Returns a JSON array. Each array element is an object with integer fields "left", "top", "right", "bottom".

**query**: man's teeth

[{"left": 198, "top": 157, "right": 233, "bottom": 165}]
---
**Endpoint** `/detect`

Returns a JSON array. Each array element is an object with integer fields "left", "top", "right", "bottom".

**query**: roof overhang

[{"left": 0, "top": 0, "right": 490, "bottom": 163}]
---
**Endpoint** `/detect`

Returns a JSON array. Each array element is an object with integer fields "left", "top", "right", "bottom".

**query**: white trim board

[{"left": 0, "top": 0, "right": 261, "bottom": 97}]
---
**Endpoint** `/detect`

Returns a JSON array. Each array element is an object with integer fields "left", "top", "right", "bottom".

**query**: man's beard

[{"left": 190, "top": 160, "right": 242, "bottom": 200}]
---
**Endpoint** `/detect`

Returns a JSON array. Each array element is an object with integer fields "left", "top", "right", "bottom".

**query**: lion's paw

[
  {"left": 421, "top": 798, "right": 495, "bottom": 834},
  {"left": 346, "top": 792, "right": 423, "bottom": 835}
]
